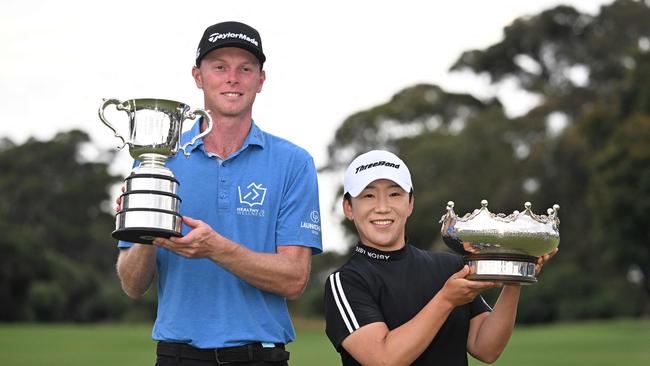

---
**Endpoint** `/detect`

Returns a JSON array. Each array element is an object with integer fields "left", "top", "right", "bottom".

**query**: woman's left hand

[{"left": 535, "top": 248, "right": 559, "bottom": 275}]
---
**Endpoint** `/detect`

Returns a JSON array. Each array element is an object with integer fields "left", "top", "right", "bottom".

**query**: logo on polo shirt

[
  {"left": 300, "top": 210, "right": 321, "bottom": 236},
  {"left": 310, "top": 211, "right": 320, "bottom": 223},
  {"left": 238, "top": 182, "right": 267, "bottom": 206},
  {"left": 237, "top": 182, "right": 267, "bottom": 217}
]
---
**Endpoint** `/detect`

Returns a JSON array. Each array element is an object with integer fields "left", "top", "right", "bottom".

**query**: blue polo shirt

[{"left": 118, "top": 120, "right": 322, "bottom": 348}]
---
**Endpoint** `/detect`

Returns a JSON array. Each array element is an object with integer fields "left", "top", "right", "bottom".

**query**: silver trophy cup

[
  {"left": 440, "top": 200, "right": 560, "bottom": 284},
  {"left": 98, "top": 98, "right": 213, "bottom": 243}
]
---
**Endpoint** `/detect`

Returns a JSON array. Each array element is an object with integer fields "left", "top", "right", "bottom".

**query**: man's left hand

[{"left": 153, "top": 216, "right": 228, "bottom": 259}]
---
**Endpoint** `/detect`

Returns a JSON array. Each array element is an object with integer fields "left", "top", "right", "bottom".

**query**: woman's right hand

[{"left": 440, "top": 265, "right": 499, "bottom": 307}]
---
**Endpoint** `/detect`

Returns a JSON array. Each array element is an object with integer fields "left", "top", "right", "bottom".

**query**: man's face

[
  {"left": 343, "top": 179, "right": 413, "bottom": 251},
  {"left": 192, "top": 47, "right": 266, "bottom": 119}
]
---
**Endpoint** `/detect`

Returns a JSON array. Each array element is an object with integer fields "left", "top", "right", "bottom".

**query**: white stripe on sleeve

[
  {"left": 335, "top": 272, "right": 360, "bottom": 330},
  {"left": 329, "top": 273, "right": 353, "bottom": 333}
]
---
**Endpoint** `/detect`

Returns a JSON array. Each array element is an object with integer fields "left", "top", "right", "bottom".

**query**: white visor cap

[{"left": 343, "top": 150, "right": 413, "bottom": 198}]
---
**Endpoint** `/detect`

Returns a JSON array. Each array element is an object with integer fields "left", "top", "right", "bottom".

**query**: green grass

[
  {"left": 0, "top": 323, "right": 155, "bottom": 365},
  {"left": 0, "top": 319, "right": 648, "bottom": 365},
  {"left": 470, "top": 319, "right": 650, "bottom": 366}
]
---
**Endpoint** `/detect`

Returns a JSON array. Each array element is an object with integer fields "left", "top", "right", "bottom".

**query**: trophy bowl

[
  {"left": 99, "top": 98, "right": 212, "bottom": 244},
  {"left": 439, "top": 200, "right": 560, "bottom": 284}
]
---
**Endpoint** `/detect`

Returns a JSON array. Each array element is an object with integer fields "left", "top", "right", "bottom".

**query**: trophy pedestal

[
  {"left": 113, "top": 208, "right": 182, "bottom": 244},
  {"left": 465, "top": 254, "right": 537, "bottom": 284},
  {"left": 113, "top": 167, "right": 183, "bottom": 244}
]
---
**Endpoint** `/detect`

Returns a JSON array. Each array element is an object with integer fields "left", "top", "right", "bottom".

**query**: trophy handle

[
  {"left": 98, "top": 98, "right": 129, "bottom": 149},
  {"left": 178, "top": 108, "right": 213, "bottom": 157}
]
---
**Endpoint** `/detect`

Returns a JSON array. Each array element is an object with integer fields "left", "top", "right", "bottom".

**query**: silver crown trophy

[
  {"left": 440, "top": 200, "right": 560, "bottom": 284},
  {"left": 98, "top": 98, "right": 213, "bottom": 244}
]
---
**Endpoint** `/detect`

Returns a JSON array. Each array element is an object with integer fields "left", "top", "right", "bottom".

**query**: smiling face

[
  {"left": 191, "top": 47, "right": 266, "bottom": 120},
  {"left": 343, "top": 179, "right": 414, "bottom": 251}
]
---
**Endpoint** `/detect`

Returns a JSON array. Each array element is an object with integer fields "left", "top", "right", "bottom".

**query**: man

[
  {"left": 116, "top": 21, "right": 322, "bottom": 366},
  {"left": 323, "top": 150, "right": 556, "bottom": 365}
]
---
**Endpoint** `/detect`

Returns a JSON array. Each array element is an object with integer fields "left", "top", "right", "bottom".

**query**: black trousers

[
  {"left": 155, "top": 341, "right": 289, "bottom": 366},
  {"left": 155, "top": 355, "right": 288, "bottom": 366}
]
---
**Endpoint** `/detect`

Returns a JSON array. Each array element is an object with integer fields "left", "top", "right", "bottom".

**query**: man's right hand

[{"left": 115, "top": 185, "right": 125, "bottom": 212}]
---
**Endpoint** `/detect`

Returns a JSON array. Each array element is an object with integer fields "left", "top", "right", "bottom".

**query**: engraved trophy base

[
  {"left": 113, "top": 208, "right": 182, "bottom": 244},
  {"left": 465, "top": 254, "right": 538, "bottom": 284},
  {"left": 113, "top": 167, "right": 183, "bottom": 245}
]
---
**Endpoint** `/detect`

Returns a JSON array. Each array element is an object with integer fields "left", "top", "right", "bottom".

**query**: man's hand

[
  {"left": 115, "top": 185, "right": 125, "bottom": 212},
  {"left": 153, "top": 216, "right": 229, "bottom": 259}
]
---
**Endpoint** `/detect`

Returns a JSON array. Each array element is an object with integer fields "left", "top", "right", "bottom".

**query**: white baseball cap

[{"left": 343, "top": 150, "right": 413, "bottom": 197}]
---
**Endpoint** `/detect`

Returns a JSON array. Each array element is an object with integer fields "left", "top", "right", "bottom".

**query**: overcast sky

[{"left": 1, "top": 0, "right": 612, "bottom": 252}]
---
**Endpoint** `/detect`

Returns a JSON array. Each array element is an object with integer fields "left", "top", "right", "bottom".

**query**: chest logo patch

[{"left": 238, "top": 182, "right": 267, "bottom": 207}]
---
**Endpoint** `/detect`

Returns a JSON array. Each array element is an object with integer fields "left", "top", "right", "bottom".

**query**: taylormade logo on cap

[
  {"left": 344, "top": 150, "right": 413, "bottom": 198},
  {"left": 208, "top": 32, "right": 259, "bottom": 47}
]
